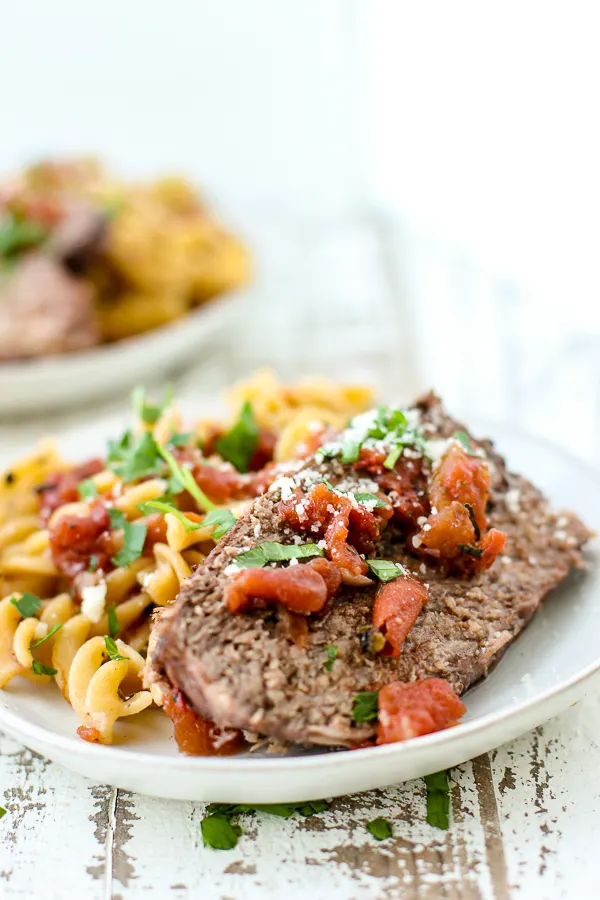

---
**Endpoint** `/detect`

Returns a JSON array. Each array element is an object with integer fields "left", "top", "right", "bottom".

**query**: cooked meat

[
  {"left": 50, "top": 201, "right": 107, "bottom": 274},
  {"left": 0, "top": 254, "right": 99, "bottom": 360},
  {"left": 148, "top": 397, "right": 591, "bottom": 748}
]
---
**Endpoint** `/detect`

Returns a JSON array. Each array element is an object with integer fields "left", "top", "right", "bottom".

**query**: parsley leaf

[
  {"left": 88, "top": 554, "right": 99, "bottom": 573},
  {"left": 214, "top": 401, "right": 259, "bottom": 473},
  {"left": 104, "top": 636, "right": 129, "bottom": 662},
  {"left": 107, "top": 603, "right": 120, "bottom": 639},
  {"left": 458, "top": 544, "right": 483, "bottom": 559},
  {"left": 383, "top": 445, "right": 403, "bottom": 470},
  {"left": 201, "top": 813, "right": 243, "bottom": 850},
  {"left": 107, "top": 431, "right": 163, "bottom": 483},
  {"left": 138, "top": 499, "right": 202, "bottom": 532},
  {"left": 0, "top": 214, "right": 48, "bottom": 259},
  {"left": 30, "top": 623, "right": 62, "bottom": 649},
  {"left": 324, "top": 644, "right": 338, "bottom": 672},
  {"left": 157, "top": 444, "right": 216, "bottom": 511},
  {"left": 202, "top": 508, "right": 237, "bottom": 540},
  {"left": 341, "top": 439, "right": 362, "bottom": 464},
  {"left": 454, "top": 430, "right": 477, "bottom": 456},
  {"left": 77, "top": 478, "right": 99, "bottom": 501},
  {"left": 167, "top": 432, "right": 194, "bottom": 448},
  {"left": 10, "top": 592, "right": 42, "bottom": 618},
  {"left": 352, "top": 691, "right": 379, "bottom": 723},
  {"left": 354, "top": 492, "right": 387, "bottom": 509},
  {"left": 0, "top": 807, "right": 6, "bottom": 820},
  {"left": 366, "top": 817, "right": 393, "bottom": 840},
  {"left": 108, "top": 507, "right": 127, "bottom": 530},
  {"left": 235, "top": 541, "right": 324, "bottom": 569},
  {"left": 366, "top": 559, "right": 406, "bottom": 582},
  {"left": 425, "top": 770, "right": 451, "bottom": 830},
  {"left": 131, "top": 385, "right": 174, "bottom": 425},
  {"left": 31, "top": 660, "right": 58, "bottom": 676},
  {"left": 111, "top": 521, "right": 148, "bottom": 567}
]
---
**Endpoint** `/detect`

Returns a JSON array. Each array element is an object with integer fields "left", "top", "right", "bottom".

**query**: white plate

[
  {"left": 0, "top": 426, "right": 598, "bottom": 802},
  {"left": 0, "top": 290, "right": 242, "bottom": 417}
]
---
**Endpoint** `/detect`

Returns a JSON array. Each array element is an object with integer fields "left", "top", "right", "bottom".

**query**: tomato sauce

[{"left": 163, "top": 688, "right": 243, "bottom": 756}]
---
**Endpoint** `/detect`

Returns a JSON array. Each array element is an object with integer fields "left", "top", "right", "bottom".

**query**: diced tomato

[
  {"left": 417, "top": 502, "right": 475, "bottom": 559},
  {"left": 248, "top": 429, "right": 277, "bottom": 471},
  {"left": 376, "top": 678, "right": 466, "bottom": 744},
  {"left": 280, "top": 483, "right": 390, "bottom": 581},
  {"left": 430, "top": 444, "right": 490, "bottom": 531},
  {"left": 354, "top": 450, "right": 429, "bottom": 529},
  {"left": 191, "top": 461, "right": 249, "bottom": 505},
  {"left": 225, "top": 557, "right": 341, "bottom": 615},
  {"left": 163, "top": 688, "right": 243, "bottom": 756},
  {"left": 479, "top": 528, "right": 507, "bottom": 570},
  {"left": 38, "top": 458, "right": 105, "bottom": 522},
  {"left": 372, "top": 575, "right": 429, "bottom": 657},
  {"left": 77, "top": 726, "right": 102, "bottom": 743},
  {"left": 49, "top": 500, "right": 113, "bottom": 578},
  {"left": 141, "top": 514, "right": 168, "bottom": 551}
]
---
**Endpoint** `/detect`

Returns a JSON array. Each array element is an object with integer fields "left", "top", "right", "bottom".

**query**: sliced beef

[
  {"left": 148, "top": 398, "right": 591, "bottom": 748},
  {"left": 0, "top": 254, "right": 99, "bottom": 360}
]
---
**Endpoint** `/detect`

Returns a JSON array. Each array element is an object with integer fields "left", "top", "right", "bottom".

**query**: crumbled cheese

[
  {"left": 430, "top": 506, "right": 438, "bottom": 516},
  {"left": 326, "top": 504, "right": 335, "bottom": 514},
  {"left": 223, "top": 562, "right": 241, "bottom": 576},
  {"left": 269, "top": 475, "right": 297, "bottom": 500},
  {"left": 139, "top": 571, "right": 154, "bottom": 589},
  {"left": 295, "top": 502, "right": 307, "bottom": 520},
  {"left": 317, "top": 539, "right": 327, "bottom": 550},
  {"left": 419, "top": 563, "right": 427, "bottom": 574},
  {"left": 311, "top": 524, "right": 320, "bottom": 532},
  {"left": 81, "top": 583, "right": 107, "bottom": 623},
  {"left": 402, "top": 447, "right": 422, "bottom": 460},
  {"left": 34, "top": 621, "right": 48, "bottom": 641},
  {"left": 554, "top": 529, "right": 568, "bottom": 541},
  {"left": 501, "top": 556, "right": 512, "bottom": 565},
  {"left": 288, "top": 557, "right": 299, "bottom": 567},
  {"left": 556, "top": 516, "right": 568, "bottom": 528},
  {"left": 253, "top": 523, "right": 261, "bottom": 538},
  {"left": 422, "top": 437, "right": 452, "bottom": 469},
  {"left": 422, "top": 523, "right": 431, "bottom": 532},
  {"left": 412, "top": 535, "right": 422, "bottom": 549},
  {"left": 504, "top": 488, "right": 521, "bottom": 514}
]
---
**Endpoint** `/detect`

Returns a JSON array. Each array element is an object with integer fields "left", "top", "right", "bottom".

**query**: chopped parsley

[
  {"left": 107, "top": 603, "right": 120, "bottom": 639},
  {"left": 31, "top": 660, "right": 58, "bottom": 677},
  {"left": 108, "top": 507, "right": 127, "bottom": 530},
  {"left": 107, "top": 430, "right": 163, "bottom": 483},
  {"left": 131, "top": 385, "right": 174, "bottom": 425},
  {"left": 464, "top": 503, "right": 481, "bottom": 541},
  {"left": 0, "top": 214, "right": 48, "bottom": 259},
  {"left": 30, "top": 623, "right": 62, "bottom": 649},
  {"left": 201, "top": 800, "right": 330, "bottom": 849},
  {"left": 201, "top": 814, "right": 242, "bottom": 850},
  {"left": 10, "top": 592, "right": 42, "bottom": 618},
  {"left": 137, "top": 500, "right": 236, "bottom": 540},
  {"left": 424, "top": 770, "right": 451, "bottom": 830},
  {"left": 214, "top": 401, "right": 259, "bottom": 473},
  {"left": 111, "top": 521, "right": 148, "bottom": 567},
  {"left": 88, "top": 554, "right": 99, "bottom": 573},
  {"left": 354, "top": 492, "right": 387, "bottom": 509},
  {"left": 454, "top": 430, "right": 477, "bottom": 456},
  {"left": 352, "top": 691, "right": 379, "bottom": 723},
  {"left": 157, "top": 444, "right": 216, "bottom": 512},
  {"left": 320, "top": 405, "right": 424, "bottom": 471},
  {"left": 77, "top": 478, "right": 99, "bottom": 501},
  {"left": 458, "top": 544, "right": 483, "bottom": 559},
  {"left": 104, "top": 636, "right": 129, "bottom": 662},
  {"left": 0, "top": 807, "right": 6, "bottom": 820},
  {"left": 366, "top": 559, "right": 405, "bottom": 582},
  {"left": 366, "top": 817, "right": 394, "bottom": 840},
  {"left": 340, "top": 439, "right": 362, "bottom": 464},
  {"left": 383, "top": 445, "right": 403, "bottom": 470},
  {"left": 202, "top": 508, "right": 237, "bottom": 540},
  {"left": 324, "top": 644, "right": 338, "bottom": 671},
  {"left": 234, "top": 541, "right": 324, "bottom": 569},
  {"left": 167, "top": 432, "right": 194, "bottom": 448}
]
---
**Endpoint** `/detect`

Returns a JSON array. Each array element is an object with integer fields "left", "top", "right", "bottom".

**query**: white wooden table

[{"left": 1, "top": 215, "right": 599, "bottom": 899}]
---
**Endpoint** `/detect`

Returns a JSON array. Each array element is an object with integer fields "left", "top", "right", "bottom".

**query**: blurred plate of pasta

[{"left": 0, "top": 158, "right": 251, "bottom": 415}]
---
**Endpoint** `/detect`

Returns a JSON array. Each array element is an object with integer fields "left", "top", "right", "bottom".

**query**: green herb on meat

[
  {"left": 366, "top": 559, "right": 405, "bottom": 582},
  {"left": 464, "top": 503, "right": 481, "bottom": 541},
  {"left": 366, "top": 817, "right": 394, "bottom": 840},
  {"left": 202, "top": 508, "right": 237, "bottom": 540},
  {"left": 215, "top": 401, "right": 259, "bottom": 473},
  {"left": 425, "top": 770, "right": 451, "bottom": 830},
  {"left": 234, "top": 541, "right": 324, "bottom": 569},
  {"left": 323, "top": 644, "right": 338, "bottom": 671},
  {"left": 458, "top": 544, "right": 483, "bottom": 559},
  {"left": 453, "top": 430, "right": 477, "bottom": 456},
  {"left": 352, "top": 691, "right": 379, "bottom": 723}
]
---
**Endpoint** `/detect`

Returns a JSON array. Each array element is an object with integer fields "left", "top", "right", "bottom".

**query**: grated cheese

[{"left": 81, "top": 583, "right": 107, "bottom": 623}]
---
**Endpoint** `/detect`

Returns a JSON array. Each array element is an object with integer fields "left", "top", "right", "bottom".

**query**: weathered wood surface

[{"left": 1, "top": 216, "right": 599, "bottom": 899}]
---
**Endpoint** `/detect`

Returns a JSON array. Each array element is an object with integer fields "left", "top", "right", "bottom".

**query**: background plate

[
  {"left": 0, "top": 289, "right": 242, "bottom": 417},
  {"left": 0, "top": 424, "right": 598, "bottom": 802}
]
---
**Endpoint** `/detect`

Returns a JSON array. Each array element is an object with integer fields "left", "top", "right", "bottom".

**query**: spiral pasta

[{"left": 0, "top": 371, "right": 372, "bottom": 745}]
